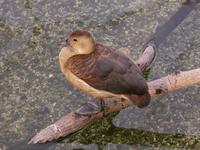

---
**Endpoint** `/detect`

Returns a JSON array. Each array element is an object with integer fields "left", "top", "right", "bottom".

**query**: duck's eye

[{"left": 73, "top": 39, "right": 77, "bottom": 42}]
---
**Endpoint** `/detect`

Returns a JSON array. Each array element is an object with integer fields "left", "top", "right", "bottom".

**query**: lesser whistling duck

[{"left": 59, "top": 29, "right": 150, "bottom": 108}]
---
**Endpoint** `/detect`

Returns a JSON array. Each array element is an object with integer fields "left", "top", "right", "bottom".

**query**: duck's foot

[{"left": 76, "top": 99, "right": 105, "bottom": 116}]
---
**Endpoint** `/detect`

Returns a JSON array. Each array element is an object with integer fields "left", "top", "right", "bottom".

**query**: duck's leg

[{"left": 76, "top": 98, "right": 105, "bottom": 116}]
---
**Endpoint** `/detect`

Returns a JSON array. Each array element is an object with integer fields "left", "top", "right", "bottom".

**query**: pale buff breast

[{"left": 59, "top": 47, "right": 128, "bottom": 100}]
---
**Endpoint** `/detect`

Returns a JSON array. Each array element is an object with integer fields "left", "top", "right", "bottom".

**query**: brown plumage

[{"left": 59, "top": 29, "right": 150, "bottom": 108}]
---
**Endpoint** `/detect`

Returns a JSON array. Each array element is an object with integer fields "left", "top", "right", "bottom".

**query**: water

[{"left": 0, "top": 0, "right": 200, "bottom": 149}]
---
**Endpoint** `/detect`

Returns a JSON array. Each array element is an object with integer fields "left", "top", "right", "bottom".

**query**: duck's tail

[{"left": 128, "top": 92, "right": 151, "bottom": 108}]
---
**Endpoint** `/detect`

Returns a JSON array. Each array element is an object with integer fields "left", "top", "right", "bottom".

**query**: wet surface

[{"left": 0, "top": 0, "right": 200, "bottom": 149}]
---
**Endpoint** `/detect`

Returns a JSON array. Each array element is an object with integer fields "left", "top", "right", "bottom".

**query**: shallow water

[{"left": 0, "top": 0, "right": 200, "bottom": 149}]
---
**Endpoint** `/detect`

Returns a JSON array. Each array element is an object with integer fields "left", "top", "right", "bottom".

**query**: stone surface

[{"left": 0, "top": 0, "right": 200, "bottom": 149}]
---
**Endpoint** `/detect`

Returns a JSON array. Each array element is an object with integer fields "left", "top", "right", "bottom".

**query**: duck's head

[
  {"left": 59, "top": 29, "right": 96, "bottom": 69},
  {"left": 67, "top": 29, "right": 96, "bottom": 55}
]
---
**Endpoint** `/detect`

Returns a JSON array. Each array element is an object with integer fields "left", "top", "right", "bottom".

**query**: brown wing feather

[{"left": 67, "top": 43, "right": 148, "bottom": 95}]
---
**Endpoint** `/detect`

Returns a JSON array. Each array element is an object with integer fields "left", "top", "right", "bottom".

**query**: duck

[{"left": 59, "top": 29, "right": 150, "bottom": 108}]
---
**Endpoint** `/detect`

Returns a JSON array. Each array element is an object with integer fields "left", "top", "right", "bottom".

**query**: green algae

[
  {"left": 64, "top": 112, "right": 200, "bottom": 149},
  {"left": 24, "top": 0, "right": 32, "bottom": 9},
  {"left": 0, "top": 20, "right": 14, "bottom": 47},
  {"left": 32, "top": 24, "right": 44, "bottom": 36}
]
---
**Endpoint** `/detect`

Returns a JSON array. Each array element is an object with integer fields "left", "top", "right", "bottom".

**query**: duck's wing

[{"left": 75, "top": 44, "right": 148, "bottom": 95}]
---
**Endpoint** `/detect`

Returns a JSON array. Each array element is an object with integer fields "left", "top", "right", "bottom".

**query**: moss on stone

[
  {"left": 62, "top": 112, "right": 200, "bottom": 149},
  {"left": 32, "top": 24, "right": 44, "bottom": 36}
]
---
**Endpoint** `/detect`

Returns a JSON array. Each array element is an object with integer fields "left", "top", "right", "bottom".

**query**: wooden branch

[
  {"left": 148, "top": 69, "right": 200, "bottom": 96},
  {"left": 28, "top": 45, "right": 200, "bottom": 144},
  {"left": 136, "top": 43, "right": 156, "bottom": 72}
]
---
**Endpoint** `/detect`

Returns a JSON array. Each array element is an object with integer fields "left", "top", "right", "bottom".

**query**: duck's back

[{"left": 67, "top": 43, "right": 148, "bottom": 96}]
